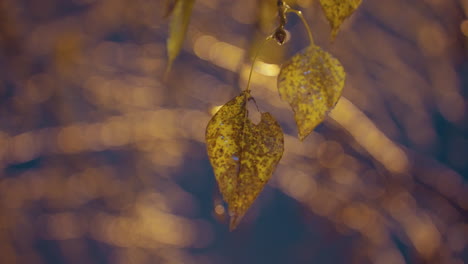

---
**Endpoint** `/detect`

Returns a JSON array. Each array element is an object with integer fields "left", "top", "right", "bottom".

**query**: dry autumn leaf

[
  {"left": 166, "top": 0, "right": 194, "bottom": 74},
  {"left": 319, "top": 0, "right": 362, "bottom": 39},
  {"left": 206, "top": 91, "right": 284, "bottom": 230},
  {"left": 277, "top": 44, "right": 345, "bottom": 141}
]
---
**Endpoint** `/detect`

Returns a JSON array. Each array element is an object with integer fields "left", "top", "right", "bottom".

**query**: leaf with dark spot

[
  {"left": 277, "top": 44, "right": 345, "bottom": 140},
  {"left": 319, "top": 0, "right": 362, "bottom": 39},
  {"left": 205, "top": 91, "right": 284, "bottom": 230}
]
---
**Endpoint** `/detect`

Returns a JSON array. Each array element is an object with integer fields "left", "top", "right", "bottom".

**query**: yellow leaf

[
  {"left": 166, "top": 0, "right": 194, "bottom": 74},
  {"left": 319, "top": 0, "right": 362, "bottom": 39},
  {"left": 205, "top": 91, "right": 284, "bottom": 230},
  {"left": 277, "top": 44, "right": 345, "bottom": 140}
]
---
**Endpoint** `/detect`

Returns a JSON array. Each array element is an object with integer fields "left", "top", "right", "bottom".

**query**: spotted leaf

[
  {"left": 206, "top": 91, "right": 284, "bottom": 230},
  {"left": 319, "top": 0, "right": 362, "bottom": 39},
  {"left": 278, "top": 44, "right": 345, "bottom": 140}
]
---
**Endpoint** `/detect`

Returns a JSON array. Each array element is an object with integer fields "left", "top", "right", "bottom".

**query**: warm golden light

[{"left": 0, "top": 0, "right": 465, "bottom": 263}]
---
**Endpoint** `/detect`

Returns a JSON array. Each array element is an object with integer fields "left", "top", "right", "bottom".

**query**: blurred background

[{"left": 0, "top": 0, "right": 467, "bottom": 263}]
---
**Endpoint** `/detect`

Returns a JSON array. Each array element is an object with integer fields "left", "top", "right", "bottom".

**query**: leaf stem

[
  {"left": 287, "top": 9, "right": 315, "bottom": 45},
  {"left": 245, "top": 36, "right": 272, "bottom": 92}
]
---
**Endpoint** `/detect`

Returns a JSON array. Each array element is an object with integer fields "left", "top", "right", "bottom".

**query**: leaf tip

[
  {"left": 228, "top": 212, "right": 244, "bottom": 231},
  {"left": 296, "top": 118, "right": 314, "bottom": 142},
  {"left": 164, "top": 61, "right": 173, "bottom": 80},
  {"left": 330, "top": 29, "right": 339, "bottom": 42},
  {"left": 298, "top": 129, "right": 310, "bottom": 141}
]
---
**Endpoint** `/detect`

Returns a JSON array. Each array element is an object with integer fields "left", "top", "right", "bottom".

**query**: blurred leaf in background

[{"left": 166, "top": 0, "right": 195, "bottom": 74}]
